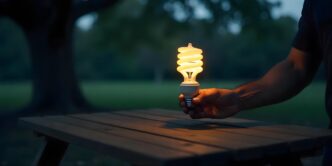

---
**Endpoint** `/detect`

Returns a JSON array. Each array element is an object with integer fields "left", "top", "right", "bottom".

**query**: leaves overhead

[{"left": 86, "top": 0, "right": 280, "bottom": 52}]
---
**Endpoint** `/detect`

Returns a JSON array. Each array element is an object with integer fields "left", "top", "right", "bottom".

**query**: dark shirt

[{"left": 292, "top": 0, "right": 332, "bottom": 128}]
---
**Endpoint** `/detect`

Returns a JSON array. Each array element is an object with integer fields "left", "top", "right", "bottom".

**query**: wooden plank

[
  {"left": 136, "top": 109, "right": 332, "bottom": 141},
  {"left": 116, "top": 109, "right": 272, "bottom": 129},
  {"left": 45, "top": 116, "right": 229, "bottom": 166},
  {"left": 253, "top": 125, "right": 332, "bottom": 141},
  {"left": 130, "top": 109, "right": 270, "bottom": 127},
  {"left": 132, "top": 109, "right": 332, "bottom": 155},
  {"left": 114, "top": 110, "right": 317, "bottom": 153},
  {"left": 85, "top": 112, "right": 288, "bottom": 149},
  {"left": 70, "top": 113, "right": 290, "bottom": 161},
  {"left": 20, "top": 117, "right": 195, "bottom": 166}
]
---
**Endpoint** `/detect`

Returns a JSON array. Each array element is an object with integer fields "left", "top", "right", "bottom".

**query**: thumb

[{"left": 193, "top": 89, "right": 218, "bottom": 105}]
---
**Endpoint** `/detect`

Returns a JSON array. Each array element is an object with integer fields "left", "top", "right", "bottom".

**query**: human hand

[{"left": 179, "top": 88, "right": 241, "bottom": 119}]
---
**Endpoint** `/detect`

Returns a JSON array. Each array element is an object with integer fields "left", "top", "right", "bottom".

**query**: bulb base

[
  {"left": 180, "top": 83, "right": 199, "bottom": 98},
  {"left": 184, "top": 98, "right": 194, "bottom": 108},
  {"left": 180, "top": 83, "right": 200, "bottom": 108}
]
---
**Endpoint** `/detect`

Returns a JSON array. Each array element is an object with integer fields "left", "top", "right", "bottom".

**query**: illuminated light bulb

[{"left": 177, "top": 43, "right": 203, "bottom": 108}]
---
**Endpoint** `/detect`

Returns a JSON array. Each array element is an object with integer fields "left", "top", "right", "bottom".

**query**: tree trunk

[
  {"left": 21, "top": 22, "right": 91, "bottom": 115},
  {"left": 0, "top": 0, "right": 118, "bottom": 117}
]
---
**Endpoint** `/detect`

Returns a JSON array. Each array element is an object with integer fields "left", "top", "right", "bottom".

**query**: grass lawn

[
  {"left": 0, "top": 80, "right": 328, "bottom": 127},
  {"left": 0, "top": 81, "right": 328, "bottom": 165}
]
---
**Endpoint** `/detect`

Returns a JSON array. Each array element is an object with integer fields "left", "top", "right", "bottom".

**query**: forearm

[
  {"left": 179, "top": 49, "right": 320, "bottom": 119},
  {"left": 234, "top": 57, "right": 311, "bottom": 110}
]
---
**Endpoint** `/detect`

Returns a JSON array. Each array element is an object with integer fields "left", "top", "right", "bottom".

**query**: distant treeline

[{"left": 0, "top": 0, "right": 325, "bottom": 82}]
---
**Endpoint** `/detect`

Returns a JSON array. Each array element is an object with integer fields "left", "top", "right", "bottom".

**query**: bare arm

[
  {"left": 235, "top": 47, "right": 321, "bottom": 110},
  {"left": 179, "top": 0, "right": 321, "bottom": 119},
  {"left": 179, "top": 47, "right": 322, "bottom": 119}
]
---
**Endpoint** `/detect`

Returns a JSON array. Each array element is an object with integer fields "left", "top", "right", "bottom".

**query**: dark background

[
  {"left": 0, "top": 0, "right": 327, "bottom": 165},
  {"left": 0, "top": 0, "right": 304, "bottom": 82}
]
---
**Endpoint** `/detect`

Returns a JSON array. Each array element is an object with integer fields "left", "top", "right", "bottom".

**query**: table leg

[
  {"left": 33, "top": 137, "right": 69, "bottom": 166},
  {"left": 232, "top": 160, "right": 266, "bottom": 166},
  {"left": 270, "top": 155, "right": 302, "bottom": 166}
]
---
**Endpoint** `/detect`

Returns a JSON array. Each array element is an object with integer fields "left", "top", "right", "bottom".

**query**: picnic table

[{"left": 20, "top": 109, "right": 332, "bottom": 166}]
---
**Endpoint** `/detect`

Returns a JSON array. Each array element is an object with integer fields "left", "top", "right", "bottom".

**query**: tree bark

[
  {"left": 23, "top": 21, "right": 91, "bottom": 114},
  {"left": 15, "top": 1, "right": 87, "bottom": 115},
  {"left": 0, "top": 0, "right": 118, "bottom": 115}
]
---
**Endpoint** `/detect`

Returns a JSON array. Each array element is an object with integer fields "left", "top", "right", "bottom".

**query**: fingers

[
  {"left": 179, "top": 100, "right": 186, "bottom": 108},
  {"left": 188, "top": 106, "right": 213, "bottom": 119},
  {"left": 179, "top": 89, "right": 220, "bottom": 118},
  {"left": 180, "top": 89, "right": 218, "bottom": 118},
  {"left": 193, "top": 88, "right": 220, "bottom": 106},
  {"left": 180, "top": 88, "right": 239, "bottom": 119},
  {"left": 182, "top": 107, "right": 189, "bottom": 114},
  {"left": 179, "top": 94, "right": 184, "bottom": 101},
  {"left": 179, "top": 94, "right": 189, "bottom": 114},
  {"left": 189, "top": 111, "right": 208, "bottom": 119},
  {"left": 192, "top": 97, "right": 201, "bottom": 105}
]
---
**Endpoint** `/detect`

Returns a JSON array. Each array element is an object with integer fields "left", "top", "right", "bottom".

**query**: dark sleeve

[{"left": 292, "top": 0, "right": 317, "bottom": 54}]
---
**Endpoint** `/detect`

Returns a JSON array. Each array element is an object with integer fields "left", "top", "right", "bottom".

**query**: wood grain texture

[
  {"left": 136, "top": 109, "right": 332, "bottom": 140},
  {"left": 20, "top": 117, "right": 194, "bottom": 166},
  {"left": 19, "top": 109, "right": 332, "bottom": 166},
  {"left": 45, "top": 116, "right": 229, "bottom": 166},
  {"left": 71, "top": 113, "right": 290, "bottom": 160},
  {"left": 114, "top": 110, "right": 319, "bottom": 153}
]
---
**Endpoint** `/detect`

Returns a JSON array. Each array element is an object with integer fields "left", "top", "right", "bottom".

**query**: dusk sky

[
  {"left": 77, "top": 0, "right": 305, "bottom": 30},
  {"left": 274, "top": 0, "right": 304, "bottom": 20}
]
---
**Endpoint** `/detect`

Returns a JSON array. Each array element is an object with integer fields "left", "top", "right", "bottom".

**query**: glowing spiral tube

[{"left": 177, "top": 43, "right": 203, "bottom": 84}]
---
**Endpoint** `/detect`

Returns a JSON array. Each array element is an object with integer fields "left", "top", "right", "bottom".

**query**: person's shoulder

[
  {"left": 301, "top": 0, "right": 315, "bottom": 14},
  {"left": 307, "top": 0, "right": 320, "bottom": 7},
  {"left": 304, "top": 0, "right": 313, "bottom": 6}
]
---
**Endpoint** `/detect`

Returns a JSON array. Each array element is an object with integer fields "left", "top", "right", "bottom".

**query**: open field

[
  {"left": 0, "top": 81, "right": 328, "bottom": 127},
  {"left": 0, "top": 81, "right": 328, "bottom": 165}
]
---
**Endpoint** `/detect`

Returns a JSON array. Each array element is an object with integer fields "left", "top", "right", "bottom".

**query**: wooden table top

[{"left": 20, "top": 109, "right": 332, "bottom": 166}]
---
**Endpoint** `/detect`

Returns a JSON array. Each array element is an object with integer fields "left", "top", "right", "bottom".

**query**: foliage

[
  {"left": 0, "top": 81, "right": 327, "bottom": 127},
  {"left": 75, "top": 0, "right": 296, "bottom": 81},
  {"left": 0, "top": 0, "right": 300, "bottom": 81},
  {"left": 0, "top": 18, "right": 30, "bottom": 81}
]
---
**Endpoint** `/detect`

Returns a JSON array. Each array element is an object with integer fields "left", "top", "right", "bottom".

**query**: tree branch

[{"left": 73, "top": 0, "right": 119, "bottom": 18}]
